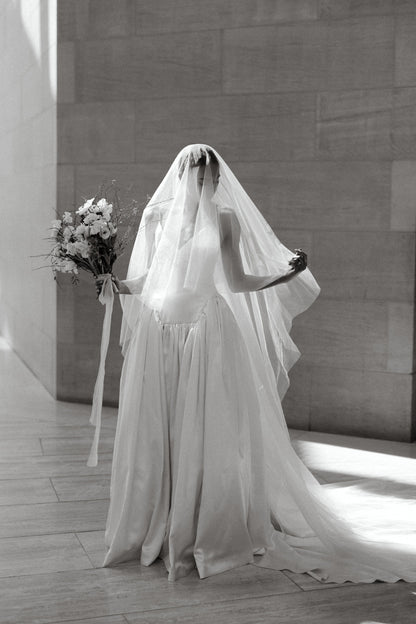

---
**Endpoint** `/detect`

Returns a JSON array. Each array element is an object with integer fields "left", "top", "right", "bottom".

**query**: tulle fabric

[{"left": 103, "top": 144, "right": 416, "bottom": 583}]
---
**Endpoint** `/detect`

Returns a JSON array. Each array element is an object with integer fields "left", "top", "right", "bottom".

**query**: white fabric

[
  {"left": 103, "top": 144, "right": 416, "bottom": 583},
  {"left": 87, "top": 273, "right": 115, "bottom": 467}
]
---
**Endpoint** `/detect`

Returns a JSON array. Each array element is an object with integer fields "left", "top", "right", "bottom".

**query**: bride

[{"left": 97, "top": 144, "right": 416, "bottom": 583}]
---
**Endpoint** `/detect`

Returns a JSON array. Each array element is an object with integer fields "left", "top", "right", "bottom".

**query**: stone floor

[{"left": 0, "top": 336, "right": 415, "bottom": 624}]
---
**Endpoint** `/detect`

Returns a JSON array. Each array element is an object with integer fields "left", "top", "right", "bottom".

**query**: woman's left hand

[{"left": 289, "top": 249, "right": 308, "bottom": 273}]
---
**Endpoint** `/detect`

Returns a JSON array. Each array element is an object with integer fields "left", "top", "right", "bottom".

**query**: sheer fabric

[{"left": 103, "top": 144, "right": 416, "bottom": 582}]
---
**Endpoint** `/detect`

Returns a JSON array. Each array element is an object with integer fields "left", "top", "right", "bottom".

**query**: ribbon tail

[{"left": 87, "top": 281, "right": 114, "bottom": 467}]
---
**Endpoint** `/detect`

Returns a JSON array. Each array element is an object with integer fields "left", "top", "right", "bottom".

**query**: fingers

[
  {"left": 95, "top": 278, "right": 103, "bottom": 297},
  {"left": 289, "top": 248, "right": 308, "bottom": 273}
]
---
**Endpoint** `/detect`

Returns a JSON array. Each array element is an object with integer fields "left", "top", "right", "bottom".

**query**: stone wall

[
  {"left": 0, "top": 0, "right": 57, "bottom": 395},
  {"left": 56, "top": 0, "right": 415, "bottom": 440}
]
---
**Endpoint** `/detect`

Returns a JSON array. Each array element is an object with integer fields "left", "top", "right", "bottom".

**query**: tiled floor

[{"left": 1, "top": 337, "right": 415, "bottom": 624}]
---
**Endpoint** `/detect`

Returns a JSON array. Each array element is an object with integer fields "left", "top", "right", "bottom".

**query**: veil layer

[
  {"left": 106, "top": 145, "right": 416, "bottom": 583},
  {"left": 120, "top": 143, "right": 320, "bottom": 400}
]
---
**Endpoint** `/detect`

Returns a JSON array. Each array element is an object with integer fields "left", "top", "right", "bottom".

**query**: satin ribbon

[{"left": 87, "top": 273, "right": 117, "bottom": 467}]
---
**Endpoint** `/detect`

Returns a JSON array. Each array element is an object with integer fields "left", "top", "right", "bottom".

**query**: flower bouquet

[
  {"left": 49, "top": 182, "right": 139, "bottom": 287},
  {"left": 45, "top": 181, "right": 141, "bottom": 467}
]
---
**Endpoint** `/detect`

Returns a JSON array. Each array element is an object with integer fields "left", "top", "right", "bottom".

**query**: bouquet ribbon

[{"left": 87, "top": 273, "right": 116, "bottom": 467}]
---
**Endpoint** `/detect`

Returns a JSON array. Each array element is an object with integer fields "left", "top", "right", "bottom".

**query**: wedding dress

[{"left": 101, "top": 144, "right": 416, "bottom": 582}]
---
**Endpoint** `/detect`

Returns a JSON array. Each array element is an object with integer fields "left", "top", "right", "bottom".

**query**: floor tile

[
  {"left": 41, "top": 436, "right": 115, "bottom": 456},
  {"left": 123, "top": 582, "right": 416, "bottom": 623},
  {"left": 0, "top": 564, "right": 299, "bottom": 624},
  {"left": 53, "top": 475, "right": 110, "bottom": 501},
  {"left": 76, "top": 530, "right": 108, "bottom": 568},
  {"left": 0, "top": 438, "right": 43, "bottom": 458},
  {"left": 0, "top": 500, "right": 108, "bottom": 537},
  {"left": 0, "top": 533, "right": 93, "bottom": 578},
  {"left": 0, "top": 478, "right": 58, "bottom": 505},
  {"left": 0, "top": 454, "right": 113, "bottom": 479}
]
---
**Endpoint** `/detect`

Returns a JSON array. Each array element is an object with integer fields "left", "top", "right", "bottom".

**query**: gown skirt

[{"left": 102, "top": 295, "right": 416, "bottom": 583}]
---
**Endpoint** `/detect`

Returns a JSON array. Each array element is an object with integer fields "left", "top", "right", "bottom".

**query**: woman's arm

[{"left": 219, "top": 209, "right": 307, "bottom": 293}]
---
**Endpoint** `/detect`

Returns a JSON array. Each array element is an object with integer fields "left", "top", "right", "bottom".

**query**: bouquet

[
  {"left": 48, "top": 181, "right": 140, "bottom": 288},
  {"left": 44, "top": 181, "right": 142, "bottom": 467}
]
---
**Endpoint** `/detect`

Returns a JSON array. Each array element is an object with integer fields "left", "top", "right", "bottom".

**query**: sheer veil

[
  {"left": 120, "top": 143, "right": 320, "bottom": 400},
  {"left": 114, "top": 144, "right": 416, "bottom": 583}
]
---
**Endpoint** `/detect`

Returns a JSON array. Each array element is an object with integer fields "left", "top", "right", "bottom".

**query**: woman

[{"left": 98, "top": 144, "right": 416, "bottom": 583}]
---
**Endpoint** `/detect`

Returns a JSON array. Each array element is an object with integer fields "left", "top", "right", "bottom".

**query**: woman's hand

[
  {"left": 95, "top": 275, "right": 128, "bottom": 297},
  {"left": 288, "top": 249, "right": 307, "bottom": 274}
]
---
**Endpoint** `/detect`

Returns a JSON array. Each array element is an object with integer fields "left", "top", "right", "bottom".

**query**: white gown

[
  {"left": 102, "top": 241, "right": 416, "bottom": 584},
  {"left": 101, "top": 145, "right": 416, "bottom": 583}
]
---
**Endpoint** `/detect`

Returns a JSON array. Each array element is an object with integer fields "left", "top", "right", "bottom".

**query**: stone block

[
  {"left": 291, "top": 299, "right": 390, "bottom": 372},
  {"left": 58, "top": 0, "right": 135, "bottom": 40},
  {"left": 393, "top": 87, "right": 416, "bottom": 158},
  {"left": 58, "top": 0, "right": 89, "bottom": 40},
  {"left": 224, "top": 17, "right": 393, "bottom": 94},
  {"left": 56, "top": 276, "right": 74, "bottom": 346},
  {"left": 57, "top": 42, "right": 75, "bottom": 103},
  {"left": 326, "top": 16, "right": 394, "bottom": 90},
  {"left": 310, "top": 231, "right": 415, "bottom": 303},
  {"left": 395, "top": 14, "right": 416, "bottom": 86},
  {"left": 391, "top": 161, "right": 416, "bottom": 231},
  {"left": 57, "top": 341, "right": 122, "bottom": 404},
  {"left": 58, "top": 102, "right": 135, "bottom": 164},
  {"left": 310, "top": 367, "right": 413, "bottom": 441},
  {"left": 274, "top": 230, "right": 314, "bottom": 261},
  {"left": 223, "top": 23, "right": 328, "bottom": 94},
  {"left": 73, "top": 276, "right": 122, "bottom": 347},
  {"left": 387, "top": 302, "right": 414, "bottom": 373},
  {"left": 230, "top": 161, "right": 391, "bottom": 231},
  {"left": 86, "top": 0, "right": 136, "bottom": 38},
  {"left": 135, "top": 93, "right": 316, "bottom": 163},
  {"left": 75, "top": 163, "right": 165, "bottom": 208},
  {"left": 393, "top": 0, "right": 416, "bottom": 14},
  {"left": 319, "top": 0, "right": 393, "bottom": 19},
  {"left": 76, "top": 31, "right": 221, "bottom": 101},
  {"left": 136, "top": 0, "right": 318, "bottom": 34},
  {"left": 57, "top": 164, "right": 75, "bottom": 212},
  {"left": 317, "top": 89, "right": 393, "bottom": 160}
]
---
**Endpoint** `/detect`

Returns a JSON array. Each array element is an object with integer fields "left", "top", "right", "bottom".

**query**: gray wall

[
  {"left": 0, "top": 0, "right": 57, "bottom": 395},
  {"left": 10, "top": 0, "right": 414, "bottom": 440}
]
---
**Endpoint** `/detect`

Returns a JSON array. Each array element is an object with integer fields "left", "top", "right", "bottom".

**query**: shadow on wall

[{"left": 0, "top": 0, "right": 57, "bottom": 395}]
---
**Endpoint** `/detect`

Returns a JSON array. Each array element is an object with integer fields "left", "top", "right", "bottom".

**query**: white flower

[
  {"left": 62, "top": 259, "right": 78, "bottom": 273},
  {"left": 83, "top": 212, "right": 99, "bottom": 225},
  {"left": 54, "top": 258, "right": 78, "bottom": 273},
  {"left": 75, "top": 223, "right": 88, "bottom": 239},
  {"left": 89, "top": 221, "right": 104, "bottom": 235},
  {"left": 76, "top": 198, "right": 95, "bottom": 216},
  {"left": 74, "top": 240, "right": 90, "bottom": 258},
  {"left": 100, "top": 226, "right": 111, "bottom": 239},
  {"left": 63, "top": 226, "right": 73, "bottom": 241},
  {"left": 66, "top": 242, "right": 77, "bottom": 255},
  {"left": 97, "top": 198, "right": 108, "bottom": 210},
  {"left": 51, "top": 219, "right": 62, "bottom": 229},
  {"left": 62, "top": 211, "right": 73, "bottom": 225},
  {"left": 97, "top": 198, "right": 113, "bottom": 219}
]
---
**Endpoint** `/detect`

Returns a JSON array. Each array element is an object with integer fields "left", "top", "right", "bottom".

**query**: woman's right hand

[{"left": 289, "top": 249, "right": 308, "bottom": 274}]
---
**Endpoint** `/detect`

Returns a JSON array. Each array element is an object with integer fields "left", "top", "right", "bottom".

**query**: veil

[
  {"left": 120, "top": 143, "right": 320, "bottom": 401},
  {"left": 106, "top": 145, "right": 416, "bottom": 582}
]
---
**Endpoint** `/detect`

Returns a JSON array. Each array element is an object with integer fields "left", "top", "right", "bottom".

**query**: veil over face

[{"left": 120, "top": 143, "right": 320, "bottom": 400}]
